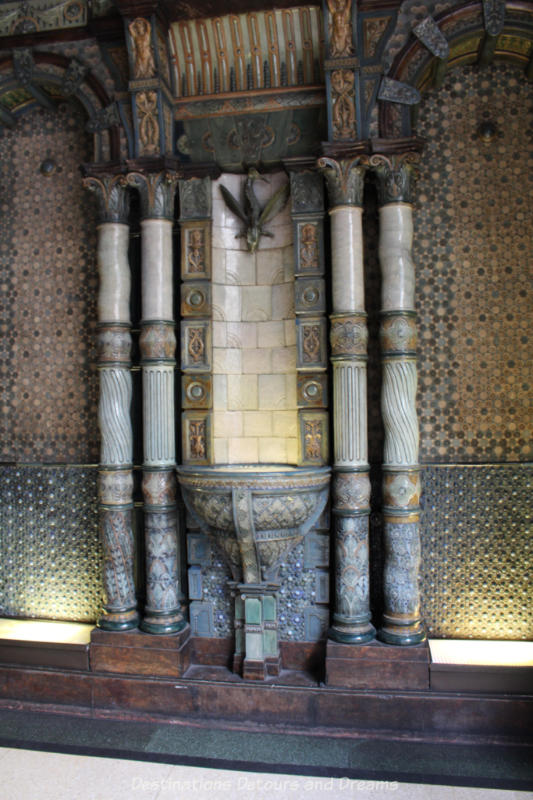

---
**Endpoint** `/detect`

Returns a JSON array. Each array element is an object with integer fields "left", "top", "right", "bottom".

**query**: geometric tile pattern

[
  {"left": 413, "top": 64, "right": 532, "bottom": 463},
  {"left": 419, "top": 464, "right": 532, "bottom": 640},
  {"left": 0, "top": 102, "right": 99, "bottom": 463},
  {"left": 0, "top": 466, "right": 102, "bottom": 622}
]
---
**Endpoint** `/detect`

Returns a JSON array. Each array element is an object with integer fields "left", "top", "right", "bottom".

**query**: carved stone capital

[
  {"left": 333, "top": 470, "right": 371, "bottom": 512},
  {"left": 99, "top": 469, "right": 134, "bottom": 506},
  {"left": 142, "top": 468, "right": 177, "bottom": 508},
  {"left": 139, "top": 321, "right": 176, "bottom": 363},
  {"left": 380, "top": 312, "right": 417, "bottom": 355},
  {"left": 369, "top": 152, "right": 420, "bottom": 206},
  {"left": 383, "top": 469, "right": 421, "bottom": 511},
  {"left": 83, "top": 175, "right": 130, "bottom": 224},
  {"left": 318, "top": 156, "right": 366, "bottom": 207},
  {"left": 97, "top": 325, "right": 132, "bottom": 365},
  {"left": 330, "top": 313, "right": 368, "bottom": 358},
  {"left": 127, "top": 170, "right": 178, "bottom": 219}
]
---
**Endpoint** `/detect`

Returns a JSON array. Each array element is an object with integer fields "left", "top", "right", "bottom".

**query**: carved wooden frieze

[
  {"left": 331, "top": 69, "right": 357, "bottom": 140},
  {"left": 326, "top": 0, "right": 354, "bottom": 58},
  {"left": 128, "top": 17, "right": 156, "bottom": 80}
]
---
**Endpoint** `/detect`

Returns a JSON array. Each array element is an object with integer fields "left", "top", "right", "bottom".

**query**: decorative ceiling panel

[{"left": 169, "top": 6, "right": 324, "bottom": 98}]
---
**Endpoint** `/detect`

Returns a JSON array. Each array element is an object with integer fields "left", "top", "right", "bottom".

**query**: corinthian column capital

[
  {"left": 127, "top": 170, "right": 179, "bottom": 220},
  {"left": 318, "top": 156, "right": 366, "bottom": 207},
  {"left": 83, "top": 174, "right": 130, "bottom": 224},
  {"left": 369, "top": 152, "right": 420, "bottom": 206}
]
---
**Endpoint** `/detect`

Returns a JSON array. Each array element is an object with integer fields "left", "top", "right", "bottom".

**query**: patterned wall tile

[
  {"left": 413, "top": 64, "right": 532, "bottom": 463},
  {"left": 0, "top": 466, "right": 102, "bottom": 622},
  {"left": 0, "top": 103, "right": 99, "bottom": 463}
]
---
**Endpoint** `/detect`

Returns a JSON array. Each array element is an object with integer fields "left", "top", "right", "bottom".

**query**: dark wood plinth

[
  {"left": 0, "top": 638, "right": 90, "bottom": 672},
  {"left": 326, "top": 639, "right": 430, "bottom": 690},
  {"left": 90, "top": 626, "right": 192, "bottom": 678},
  {"left": 431, "top": 663, "right": 533, "bottom": 694}
]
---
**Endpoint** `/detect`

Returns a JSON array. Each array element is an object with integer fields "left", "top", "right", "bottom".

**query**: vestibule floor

[{"left": 0, "top": 708, "right": 531, "bottom": 794}]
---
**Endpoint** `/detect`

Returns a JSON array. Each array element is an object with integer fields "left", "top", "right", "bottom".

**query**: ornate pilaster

[
  {"left": 370, "top": 151, "right": 425, "bottom": 646},
  {"left": 83, "top": 175, "right": 139, "bottom": 631},
  {"left": 178, "top": 176, "right": 213, "bottom": 465},
  {"left": 288, "top": 168, "right": 328, "bottom": 465},
  {"left": 318, "top": 156, "right": 375, "bottom": 644},
  {"left": 128, "top": 170, "right": 185, "bottom": 634}
]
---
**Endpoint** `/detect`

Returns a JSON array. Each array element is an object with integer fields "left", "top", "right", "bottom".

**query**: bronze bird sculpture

[{"left": 220, "top": 168, "right": 290, "bottom": 253}]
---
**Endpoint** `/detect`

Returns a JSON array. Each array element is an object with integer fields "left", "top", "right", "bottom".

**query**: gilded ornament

[
  {"left": 299, "top": 223, "right": 319, "bottom": 271},
  {"left": 304, "top": 419, "right": 323, "bottom": 460},
  {"left": 331, "top": 69, "right": 357, "bottom": 140},
  {"left": 302, "top": 323, "right": 321, "bottom": 363},
  {"left": 326, "top": 0, "right": 353, "bottom": 58},
  {"left": 187, "top": 327, "right": 205, "bottom": 363},
  {"left": 189, "top": 419, "right": 206, "bottom": 459},
  {"left": 363, "top": 17, "right": 388, "bottom": 58},
  {"left": 187, "top": 228, "right": 205, "bottom": 273},
  {"left": 128, "top": 17, "right": 156, "bottom": 79},
  {"left": 137, "top": 90, "right": 159, "bottom": 155}
]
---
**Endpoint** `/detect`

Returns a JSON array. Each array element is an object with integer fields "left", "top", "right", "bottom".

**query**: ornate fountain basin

[{"left": 177, "top": 465, "right": 331, "bottom": 584}]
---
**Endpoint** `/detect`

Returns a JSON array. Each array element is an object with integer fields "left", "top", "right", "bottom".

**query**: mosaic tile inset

[
  {"left": 413, "top": 64, "right": 532, "bottom": 463},
  {"left": 0, "top": 466, "right": 102, "bottom": 622},
  {"left": 419, "top": 464, "right": 532, "bottom": 640},
  {"left": 0, "top": 102, "right": 99, "bottom": 463}
]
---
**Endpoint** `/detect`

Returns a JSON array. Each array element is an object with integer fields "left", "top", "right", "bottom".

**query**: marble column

[
  {"left": 318, "top": 156, "right": 375, "bottom": 644},
  {"left": 370, "top": 152, "right": 425, "bottom": 645},
  {"left": 127, "top": 170, "right": 185, "bottom": 634},
  {"left": 83, "top": 174, "right": 139, "bottom": 630}
]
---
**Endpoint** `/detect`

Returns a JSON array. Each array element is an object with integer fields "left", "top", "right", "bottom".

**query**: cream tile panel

[
  {"left": 287, "top": 437, "right": 299, "bottom": 464},
  {"left": 284, "top": 319, "right": 296, "bottom": 346},
  {"left": 213, "top": 437, "right": 228, "bottom": 463},
  {"left": 258, "top": 223, "right": 292, "bottom": 250},
  {"left": 273, "top": 410, "right": 298, "bottom": 438},
  {"left": 226, "top": 321, "right": 258, "bottom": 349},
  {"left": 228, "top": 437, "right": 259, "bottom": 463},
  {"left": 212, "top": 284, "right": 241, "bottom": 321},
  {"left": 272, "top": 346, "right": 297, "bottom": 374},
  {"left": 283, "top": 244, "right": 294, "bottom": 282},
  {"left": 212, "top": 374, "right": 227, "bottom": 410},
  {"left": 285, "top": 373, "right": 297, "bottom": 407},
  {"left": 241, "top": 286, "right": 272, "bottom": 321},
  {"left": 212, "top": 225, "right": 247, "bottom": 251},
  {"left": 213, "top": 347, "right": 242, "bottom": 375},
  {"left": 242, "top": 348, "right": 272, "bottom": 374},
  {"left": 227, "top": 374, "right": 258, "bottom": 410},
  {"left": 272, "top": 283, "right": 294, "bottom": 320},
  {"left": 257, "top": 321, "right": 285, "bottom": 348},
  {"left": 212, "top": 321, "right": 226, "bottom": 348},
  {"left": 211, "top": 247, "right": 227, "bottom": 284},
  {"left": 259, "top": 437, "right": 287, "bottom": 463},
  {"left": 256, "top": 250, "right": 286, "bottom": 285},
  {"left": 226, "top": 250, "right": 256, "bottom": 285},
  {"left": 244, "top": 411, "right": 273, "bottom": 437},
  {"left": 258, "top": 374, "right": 288, "bottom": 409},
  {"left": 214, "top": 411, "right": 243, "bottom": 437}
]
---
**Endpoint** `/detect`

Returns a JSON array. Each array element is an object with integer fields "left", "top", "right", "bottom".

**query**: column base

[
  {"left": 328, "top": 615, "right": 375, "bottom": 645},
  {"left": 326, "top": 638, "right": 430, "bottom": 690},
  {"left": 90, "top": 625, "right": 191, "bottom": 677},
  {"left": 378, "top": 622, "right": 426, "bottom": 647},
  {"left": 140, "top": 609, "right": 187, "bottom": 636},
  {"left": 97, "top": 609, "right": 139, "bottom": 632},
  {"left": 242, "top": 654, "right": 281, "bottom": 681}
]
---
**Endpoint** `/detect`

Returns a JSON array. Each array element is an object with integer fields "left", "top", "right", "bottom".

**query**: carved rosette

[
  {"left": 383, "top": 470, "right": 421, "bottom": 513},
  {"left": 318, "top": 156, "right": 366, "bottom": 207},
  {"left": 331, "top": 69, "right": 357, "bottom": 141},
  {"left": 369, "top": 153, "right": 420, "bottom": 206}
]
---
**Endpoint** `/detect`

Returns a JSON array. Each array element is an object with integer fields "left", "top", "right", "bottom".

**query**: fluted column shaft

[
  {"left": 371, "top": 153, "right": 425, "bottom": 645},
  {"left": 83, "top": 175, "right": 139, "bottom": 631},
  {"left": 128, "top": 170, "right": 185, "bottom": 635},
  {"left": 319, "top": 157, "right": 375, "bottom": 644}
]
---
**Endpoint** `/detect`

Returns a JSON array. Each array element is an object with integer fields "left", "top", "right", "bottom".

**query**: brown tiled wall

[{"left": 0, "top": 102, "right": 99, "bottom": 463}]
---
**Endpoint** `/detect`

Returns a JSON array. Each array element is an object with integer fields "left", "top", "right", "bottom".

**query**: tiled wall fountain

[{"left": 177, "top": 171, "right": 331, "bottom": 679}]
